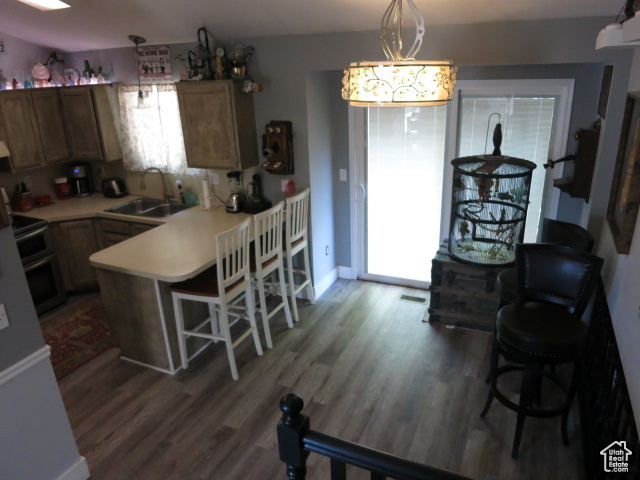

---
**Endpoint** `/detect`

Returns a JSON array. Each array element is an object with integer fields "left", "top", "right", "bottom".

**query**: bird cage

[{"left": 448, "top": 155, "right": 536, "bottom": 266}]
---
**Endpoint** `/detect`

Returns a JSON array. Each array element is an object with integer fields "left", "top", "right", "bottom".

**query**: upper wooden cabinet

[
  {"left": 176, "top": 80, "right": 258, "bottom": 170},
  {"left": 0, "top": 84, "right": 123, "bottom": 172},
  {"left": 59, "top": 85, "right": 123, "bottom": 162},
  {"left": 30, "top": 89, "right": 71, "bottom": 165},
  {"left": 0, "top": 90, "right": 47, "bottom": 171}
]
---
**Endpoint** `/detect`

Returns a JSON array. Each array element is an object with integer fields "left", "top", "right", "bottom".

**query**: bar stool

[
  {"left": 481, "top": 243, "right": 603, "bottom": 458},
  {"left": 170, "top": 218, "right": 263, "bottom": 381},
  {"left": 497, "top": 218, "right": 595, "bottom": 305},
  {"left": 284, "top": 188, "right": 315, "bottom": 323},
  {"left": 252, "top": 201, "right": 293, "bottom": 349}
]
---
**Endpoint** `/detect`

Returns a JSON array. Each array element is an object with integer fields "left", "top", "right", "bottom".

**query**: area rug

[{"left": 42, "top": 296, "right": 112, "bottom": 380}]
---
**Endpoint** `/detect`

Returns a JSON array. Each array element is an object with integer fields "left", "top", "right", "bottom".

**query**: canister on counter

[{"left": 54, "top": 177, "right": 73, "bottom": 200}]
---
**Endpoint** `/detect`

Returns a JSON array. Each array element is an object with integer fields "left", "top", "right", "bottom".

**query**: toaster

[{"left": 102, "top": 177, "right": 128, "bottom": 198}]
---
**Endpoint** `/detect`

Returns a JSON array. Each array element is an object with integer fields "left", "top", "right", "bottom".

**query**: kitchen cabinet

[
  {"left": 176, "top": 80, "right": 257, "bottom": 170},
  {"left": 59, "top": 85, "right": 123, "bottom": 162},
  {"left": 50, "top": 219, "right": 100, "bottom": 291},
  {"left": 97, "top": 218, "right": 157, "bottom": 249},
  {"left": 0, "top": 90, "right": 47, "bottom": 171},
  {"left": 30, "top": 89, "right": 71, "bottom": 165}
]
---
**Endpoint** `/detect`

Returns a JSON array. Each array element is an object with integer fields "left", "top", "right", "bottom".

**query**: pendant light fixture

[
  {"left": 128, "top": 35, "right": 149, "bottom": 109},
  {"left": 342, "top": 0, "right": 457, "bottom": 107}
]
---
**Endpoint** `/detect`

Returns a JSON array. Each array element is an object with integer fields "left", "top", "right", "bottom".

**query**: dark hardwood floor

[{"left": 58, "top": 279, "right": 583, "bottom": 480}]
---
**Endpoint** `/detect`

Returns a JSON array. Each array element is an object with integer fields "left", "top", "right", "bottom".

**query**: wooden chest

[{"left": 427, "top": 242, "right": 507, "bottom": 331}]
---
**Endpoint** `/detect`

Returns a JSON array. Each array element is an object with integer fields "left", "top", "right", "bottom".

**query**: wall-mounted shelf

[{"left": 596, "top": 22, "right": 640, "bottom": 49}]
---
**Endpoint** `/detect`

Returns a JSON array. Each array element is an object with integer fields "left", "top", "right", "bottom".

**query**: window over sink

[{"left": 118, "top": 84, "right": 194, "bottom": 175}]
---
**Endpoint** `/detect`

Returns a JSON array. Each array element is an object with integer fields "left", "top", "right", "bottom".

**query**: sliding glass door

[{"left": 354, "top": 106, "right": 447, "bottom": 288}]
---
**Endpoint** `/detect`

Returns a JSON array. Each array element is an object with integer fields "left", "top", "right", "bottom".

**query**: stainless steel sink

[
  {"left": 106, "top": 198, "right": 189, "bottom": 218},
  {"left": 139, "top": 203, "right": 190, "bottom": 218}
]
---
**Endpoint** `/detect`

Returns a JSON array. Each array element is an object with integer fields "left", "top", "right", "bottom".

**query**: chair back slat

[
  {"left": 255, "top": 201, "right": 284, "bottom": 266},
  {"left": 286, "top": 188, "right": 310, "bottom": 246},
  {"left": 216, "top": 218, "right": 251, "bottom": 291}
]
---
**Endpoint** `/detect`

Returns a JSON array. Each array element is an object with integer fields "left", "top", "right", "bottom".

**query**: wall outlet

[
  {"left": 339, "top": 169, "right": 347, "bottom": 182},
  {"left": 281, "top": 179, "right": 288, "bottom": 192},
  {"left": 96, "top": 166, "right": 105, "bottom": 176},
  {"left": 325, "top": 245, "right": 329, "bottom": 256},
  {"left": 210, "top": 172, "right": 220, "bottom": 185},
  {"left": 0, "top": 304, "right": 9, "bottom": 330}
]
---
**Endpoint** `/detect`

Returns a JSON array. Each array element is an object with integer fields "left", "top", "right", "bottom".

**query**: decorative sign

[{"left": 138, "top": 45, "right": 172, "bottom": 83}]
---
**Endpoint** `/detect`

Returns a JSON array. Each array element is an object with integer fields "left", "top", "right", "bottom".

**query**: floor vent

[{"left": 400, "top": 295, "right": 427, "bottom": 304}]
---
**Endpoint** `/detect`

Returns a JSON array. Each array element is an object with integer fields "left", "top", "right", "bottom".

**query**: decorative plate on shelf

[{"left": 31, "top": 62, "right": 50, "bottom": 80}]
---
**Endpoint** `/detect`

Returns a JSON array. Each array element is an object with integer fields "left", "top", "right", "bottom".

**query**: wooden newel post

[{"left": 277, "top": 393, "right": 310, "bottom": 480}]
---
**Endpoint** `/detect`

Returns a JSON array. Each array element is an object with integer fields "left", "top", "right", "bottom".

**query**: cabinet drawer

[{"left": 100, "top": 218, "right": 131, "bottom": 235}]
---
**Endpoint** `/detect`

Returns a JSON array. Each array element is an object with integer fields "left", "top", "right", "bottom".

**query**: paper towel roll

[{"left": 202, "top": 178, "right": 211, "bottom": 210}]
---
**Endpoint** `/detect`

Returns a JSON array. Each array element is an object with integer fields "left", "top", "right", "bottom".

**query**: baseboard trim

[
  {"left": 55, "top": 456, "right": 90, "bottom": 480},
  {"left": 314, "top": 267, "right": 338, "bottom": 299},
  {"left": 0, "top": 345, "right": 51, "bottom": 387}
]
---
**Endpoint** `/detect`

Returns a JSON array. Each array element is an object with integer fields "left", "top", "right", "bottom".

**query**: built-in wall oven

[{"left": 12, "top": 215, "right": 66, "bottom": 316}]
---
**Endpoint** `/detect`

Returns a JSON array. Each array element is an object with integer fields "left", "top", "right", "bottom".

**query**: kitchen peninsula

[
  {"left": 89, "top": 204, "right": 253, "bottom": 374},
  {"left": 18, "top": 195, "right": 252, "bottom": 374}
]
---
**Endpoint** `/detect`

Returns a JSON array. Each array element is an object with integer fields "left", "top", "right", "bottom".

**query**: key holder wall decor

[{"left": 261, "top": 120, "right": 294, "bottom": 175}]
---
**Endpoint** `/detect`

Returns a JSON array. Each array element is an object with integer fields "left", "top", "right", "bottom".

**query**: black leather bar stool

[
  {"left": 481, "top": 243, "right": 603, "bottom": 458},
  {"left": 497, "top": 218, "right": 595, "bottom": 306}
]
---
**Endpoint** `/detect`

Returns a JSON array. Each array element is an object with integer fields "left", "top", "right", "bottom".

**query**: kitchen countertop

[{"left": 14, "top": 193, "right": 253, "bottom": 283}]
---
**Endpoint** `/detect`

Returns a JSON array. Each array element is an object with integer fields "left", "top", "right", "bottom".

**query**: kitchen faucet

[{"left": 140, "top": 167, "right": 173, "bottom": 202}]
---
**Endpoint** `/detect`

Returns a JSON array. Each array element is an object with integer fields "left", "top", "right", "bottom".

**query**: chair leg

[
  {"left": 246, "top": 285, "right": 263, "bottom": 357},
  {"left": 481, "top": 336, "right": 500, "bottom": 418},
  {"left": 172, "top": 293, "right": 189, "bottom": 369},
  {"left": 561, "top": 361, "right": 580, "bottom": 446},
  {"left": 512, "top": 361, "right": 541, "bottom": 459},
  {"left": 302, "top": 245, "right": 316, "bottom": 304},
  {"left": 278, "top": 263, "right": 294, "bottom": 329},
  {"left": 256, "top": 275, "right": 273, "bottom": 349},
  {"left": 286, "top": 253, "right": 300, "bottom": 323},
  {"left": 218, "top": 302, "right": 239, "bottom": 381},
  {"left": 208, "top": 303, "right": 220, "bottom": 340}
]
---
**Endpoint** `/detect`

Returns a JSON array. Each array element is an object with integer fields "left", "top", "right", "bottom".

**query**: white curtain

[{"left": 118, "top": 84, "right": 191, "bottom": 175}]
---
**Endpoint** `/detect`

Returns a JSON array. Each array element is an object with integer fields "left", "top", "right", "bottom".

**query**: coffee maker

[{"left": 69, "top": 164, "right": 93, "bottom": 197}]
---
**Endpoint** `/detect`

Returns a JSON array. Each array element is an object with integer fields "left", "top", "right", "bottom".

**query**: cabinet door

[
  {"left": 176, "top": 80, "right": 257, "bottom": 170},
  {"left": 59, "top": 87, "right": 104, "bottom": 160},
  {"left": 30, "top": 89, "right": 70, "bottom": 165},
  {"left": 0, "top": 91, "right": 45, "bottom": 170},
  {"left": 58, "top": 219, "right": 100, "bottom": 289}
]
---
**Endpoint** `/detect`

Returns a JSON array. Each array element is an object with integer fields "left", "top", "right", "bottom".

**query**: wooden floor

[{"left": 58, "top": 280, "right": 583, "bottom": 480}]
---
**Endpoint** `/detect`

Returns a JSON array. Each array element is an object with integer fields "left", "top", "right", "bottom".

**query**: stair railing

[{"left": 277, "top": 393, "right": 472, "bottom": 480}]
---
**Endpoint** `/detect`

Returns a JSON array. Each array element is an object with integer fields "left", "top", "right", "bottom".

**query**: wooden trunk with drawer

[{"left": 427, "top": 242, "right": 507, "bottom": 331}]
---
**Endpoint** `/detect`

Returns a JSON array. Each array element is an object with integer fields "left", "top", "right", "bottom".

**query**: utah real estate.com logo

[{"left": 600, "top": 441, "right": 632, "bottom": 473}]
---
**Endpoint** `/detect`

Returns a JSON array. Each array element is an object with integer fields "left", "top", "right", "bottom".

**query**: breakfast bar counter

[{"left": 88, "top": 205, "right": 252, "bottom": 374}]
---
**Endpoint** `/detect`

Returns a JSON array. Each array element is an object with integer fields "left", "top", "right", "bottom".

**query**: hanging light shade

[{"left": 342, "top": 0, "right": 457, "bottom": 107}]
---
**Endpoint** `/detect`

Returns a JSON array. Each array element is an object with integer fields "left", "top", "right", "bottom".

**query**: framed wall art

[{"left": 607, "top": 92, "right": 640, "bottom": 254}]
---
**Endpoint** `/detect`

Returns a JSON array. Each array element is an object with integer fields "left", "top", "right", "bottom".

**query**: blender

[{"left": 225, "top": 171, "right": 245, "bottom": 213}]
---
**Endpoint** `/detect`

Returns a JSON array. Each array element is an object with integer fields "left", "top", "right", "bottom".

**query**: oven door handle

[
  {"left": 16, "top": 225, "right": 49, "bottom": 243},
  {"left": 23, "top": 254, "right": 54, "bottom": 273}
]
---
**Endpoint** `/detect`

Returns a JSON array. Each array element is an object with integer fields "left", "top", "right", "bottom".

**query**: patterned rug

[{"left": 42, "top": 296, "right": 112, "bottom": 380}]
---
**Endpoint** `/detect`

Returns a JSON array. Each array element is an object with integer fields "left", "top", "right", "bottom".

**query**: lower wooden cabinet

[
  {"left": 51, "top": 217, "right": 158, "bottom": 292},
  {"left": 97, "top": 218, "right": 156, "bottom": 249},
  {"left": 50, "top": 219, "right": 100, "bottom": 291}
]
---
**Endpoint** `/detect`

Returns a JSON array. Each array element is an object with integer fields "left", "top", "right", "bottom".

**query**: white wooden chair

[
  {"left": 252, "top": 201, "right": 293, "bottom": 349},
  {"left": 170, "top": 218, "right": 263, "bottom": 380},
  {"left": 284, "top": 188, "right": 316, "bottom": 323}
]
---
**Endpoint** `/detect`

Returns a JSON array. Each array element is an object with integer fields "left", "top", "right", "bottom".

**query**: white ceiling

[{"left": 0, "top": 0, "right": 624, "bottom": 52}]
